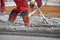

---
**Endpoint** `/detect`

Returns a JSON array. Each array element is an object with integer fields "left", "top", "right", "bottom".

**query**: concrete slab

[{"left": 0, "top": 15, "right": 60, "bottom": 37}]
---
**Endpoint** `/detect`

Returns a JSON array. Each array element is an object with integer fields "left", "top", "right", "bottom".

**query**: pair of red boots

[{"left": 8, "top": 10, "right": 30, "bottom": 26}]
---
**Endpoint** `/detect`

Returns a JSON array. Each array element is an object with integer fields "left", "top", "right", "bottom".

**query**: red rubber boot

[
  {"left": 22, "top": 16, "right": 30, "bottom": 26},
  {"left": 8, "top": 10, "right": 18, "bottom": 22}
]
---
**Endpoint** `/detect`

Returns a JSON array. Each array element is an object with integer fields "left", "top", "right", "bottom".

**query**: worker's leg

[
  {"left": 8, "top": 9, "right": 18, "bottom": 22},
  {"left": 20, "top": 12, "right": 30, "bottom": 26},
  {"left": 36, "top": 0, "right": 42, "bottom": 7},
  {"left": 1, "top": 0, "right": 5, "bottom": 12}
]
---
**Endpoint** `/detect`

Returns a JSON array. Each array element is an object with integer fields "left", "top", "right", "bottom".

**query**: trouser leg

[
  {"left": 36, "top": 0, "right": 42, "bottom": 7},
  {"left": 8, "top": 9, "right": 18, "bottom": 22},
  {"left": 1, "top": 0, "right": 5, "bottom": 12}
]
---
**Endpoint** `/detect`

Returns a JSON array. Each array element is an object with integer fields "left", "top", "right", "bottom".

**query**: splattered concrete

[{"left": 0, "top": 15, "right": 60, "bottom": 37}]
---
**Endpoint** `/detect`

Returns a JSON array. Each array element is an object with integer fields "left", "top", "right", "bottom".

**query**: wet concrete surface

[{"left": 0, "top": 15, "right": 60, "bottom": 37}]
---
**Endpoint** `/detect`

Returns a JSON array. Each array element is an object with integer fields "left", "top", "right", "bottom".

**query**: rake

[{"left": 28, "top": 0, "right": 53, "bottom": 25}]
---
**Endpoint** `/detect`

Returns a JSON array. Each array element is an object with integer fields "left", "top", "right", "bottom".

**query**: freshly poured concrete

[{"left": 0, "top": 15, "right": 60, "bottom": 37}]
